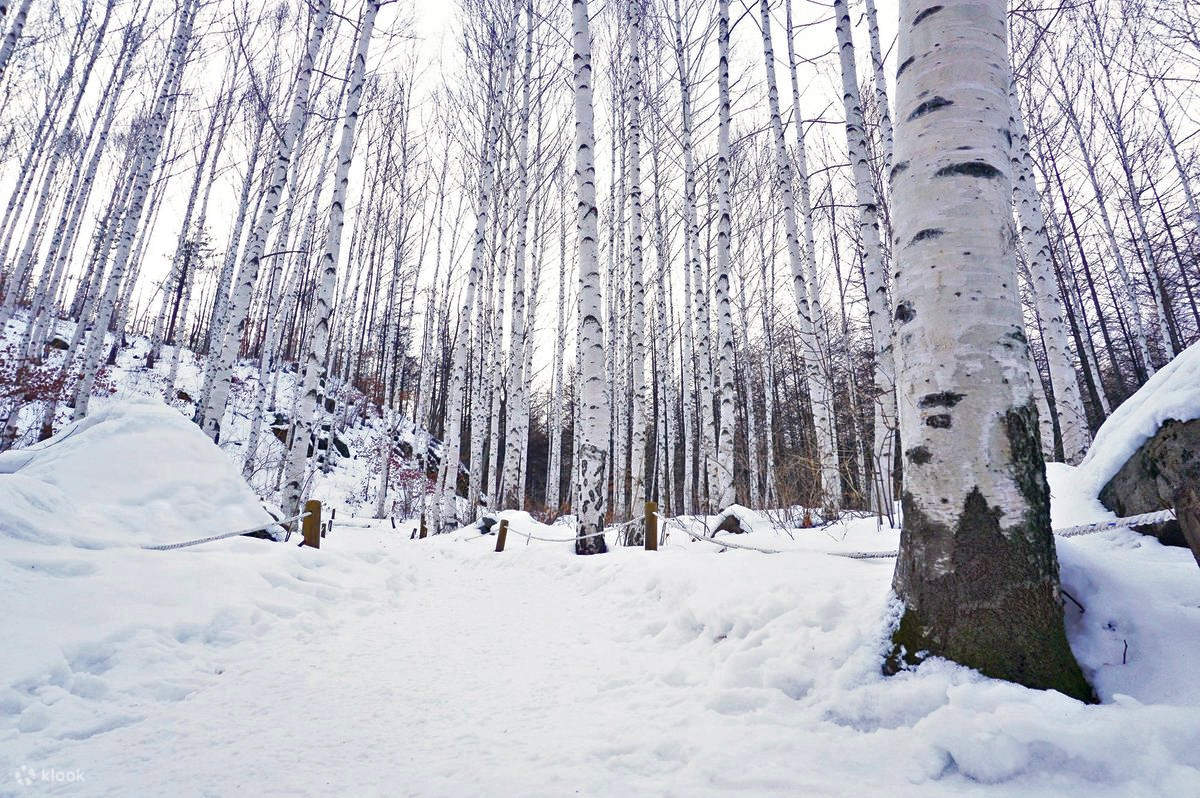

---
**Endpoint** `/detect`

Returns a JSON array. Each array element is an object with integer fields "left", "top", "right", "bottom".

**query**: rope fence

[
  {"left": 143, "top": 511, "right": 310, "bottom": 551},
  {"left": 418, "top": 505, "right": 1180, "bottom": 560},
  {"left": 826, "top": 508, "right": 1179, "bottom": 559}
]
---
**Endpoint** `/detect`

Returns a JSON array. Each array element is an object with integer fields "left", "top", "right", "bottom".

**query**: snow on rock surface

[{"left": 1076, "top": 340, "right": 1200, "bottom": 497}]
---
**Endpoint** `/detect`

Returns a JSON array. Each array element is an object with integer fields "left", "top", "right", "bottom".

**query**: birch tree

[
  {"left": 500, "top": 0, "right": 535, "bottom": 509},
  {"left": 199, "top": 0, "right": 331, "bottom": 442},
  {"left": 833, "top": 0, "right": 896, "bottom": 518},
  {"left": 283, "top": 0, "right": 379, "bottom": 517},
  {"left": 0, "top": 0, "right": 32, "bottom": 85},
  {"left": 571, "top": 0, "right": 609, "bottom": 554},
  {"left": 888, "top": 0, "right": 1091, "bottom": 701},
  {"left": 712, "top": 0, "right": 735, "bottom": 512}
]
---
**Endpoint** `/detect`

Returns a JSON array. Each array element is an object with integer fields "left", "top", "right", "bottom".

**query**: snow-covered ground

[{"left": 2, "top": 396, "right": 1199, "bottom": 795}]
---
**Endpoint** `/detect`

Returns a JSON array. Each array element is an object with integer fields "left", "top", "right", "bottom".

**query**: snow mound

[
  {"left": 1077, "top": 342, "right": 1200, "bottom": 496},
  {"left": 0, "top": 400, "right": 276, "bottom": 549},
  {"left": 710, "top": 503, "right": 772, "bottom": 534}
]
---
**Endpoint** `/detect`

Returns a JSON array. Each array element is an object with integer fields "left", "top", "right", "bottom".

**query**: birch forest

[{"left": 3, "top": 0, "right": 1200, "bottom": 720}]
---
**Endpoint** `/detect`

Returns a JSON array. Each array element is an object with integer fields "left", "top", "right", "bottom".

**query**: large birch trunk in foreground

[
  {"left": 888, "top": 0, "right": 1091, "bottom": 702},
  {"left": 571, "top": 0, "right": 609, "bottom": 554}
]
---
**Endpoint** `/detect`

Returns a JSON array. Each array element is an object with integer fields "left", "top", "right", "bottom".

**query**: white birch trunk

[
  {"left": 500, "top": 0, "right": 535, "bottom": 509},
  {"left": 834, "top": 0, "right": 896, "bottom": 519},
  {"left": 863, "top": 0, "right": 894, "bottom": 175},
  {"left": 626, "top": 0, "right": 648, "bottom": 515},
  {"left": 571, "top": 0, "right": 609, "bottom": 553},
  {"left": 201, "top": 0, "right": 331, "bottom": 442},
  {"left": 712, "top": 0, "right": 736, "bottom": 511},
  {"left": 890, "top": 0, "right": 1089, "bottom": 701},
  {"left": 546, "top": 177, "right": 568, "bottom": 512},
  {"left": 282, "top": 0, "right": 375, "bottom": 518},
  {"left": 1009, "top": 79, "right": 1091, "bottom": 464},
  {"left": 0, "top": 0, "right": 32, "bottom": 86}
]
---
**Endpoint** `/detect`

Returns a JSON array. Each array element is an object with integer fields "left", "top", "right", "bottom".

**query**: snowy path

[{"left": 5, "top": 516, "right": 1200, "bottom": 796}]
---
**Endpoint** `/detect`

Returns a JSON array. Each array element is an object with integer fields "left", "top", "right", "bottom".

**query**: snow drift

[{"left": 0, "top": 400, "right": 277, "bottom": 549}]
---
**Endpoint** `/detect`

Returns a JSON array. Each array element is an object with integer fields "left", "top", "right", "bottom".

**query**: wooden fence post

[
  {"left": 495, "top": 518, "right": 509, "bottom": 553},
  {"left": 302, "top": 500, "right": 322, "bottom": 549},
  {"left": 645, "top": 501, "right": 658, "bottom": 551}
]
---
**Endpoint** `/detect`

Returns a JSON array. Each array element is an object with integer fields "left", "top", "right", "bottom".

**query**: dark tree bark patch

[
  {"left": 913, "top": 5, "right": 944, "bottom": 25},
  {"left": 888, "top": 430, "right": 1094, "bottom": 703},
  {"left": 907, "top": 95, "right": 953, "bottom": 121},
  {"left": 935, "top": 161, "right": 1002, "bottom": 179},
  {"left": 919, "top": 391, "right": 965, "bottom": 408},
  {"left": 906, "top": 446, "right": 933, "bottom": 465}
]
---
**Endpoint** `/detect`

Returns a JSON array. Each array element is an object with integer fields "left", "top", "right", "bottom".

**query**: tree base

[{"left": 884, "top": 600, "right": 1095, "bottom": 703}]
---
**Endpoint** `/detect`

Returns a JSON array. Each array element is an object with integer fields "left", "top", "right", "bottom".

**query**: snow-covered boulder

[
  {"left": 1077, "top": 342, "right": 1200, "bottom": 548},
  {"left": 710, "top": 504, "right": 771, "bottom": 535},
  {"left": 0, "top": 400, "right": 277, "bottom": 549},
  {"left": 1099, "top": 419, "right": 1200, "bottom": 547}
]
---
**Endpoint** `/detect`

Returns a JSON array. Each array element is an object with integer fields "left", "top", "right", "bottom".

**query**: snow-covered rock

[
  {"left": 1077, "top": 341, "right": 1200, "bottom": 499},
  {"left": 1071, "top": 343, "right": 1200, "bottom": 547},
  {"left": 1099, "top": 418, "right": 1200, "bottom": 546},
  {"left": 710, "top": 503, "right": 772, "bottom": 535},
  {"left": 0, "top": 400, "right": 277, "bottom": 549}
]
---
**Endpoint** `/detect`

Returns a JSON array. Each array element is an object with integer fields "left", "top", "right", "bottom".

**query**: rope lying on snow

[
  {"left": 678, "top": 523, "right": 783, "bottom": 554},
  {"left": 827, "top": 508, "right": 1180, "bottom": 559},
  {"left": 143, "top": 512, "right": 310, "bottom": 551},
  {"left": 1054, "top": 508, "right": 1177, "bottom": 538}
]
